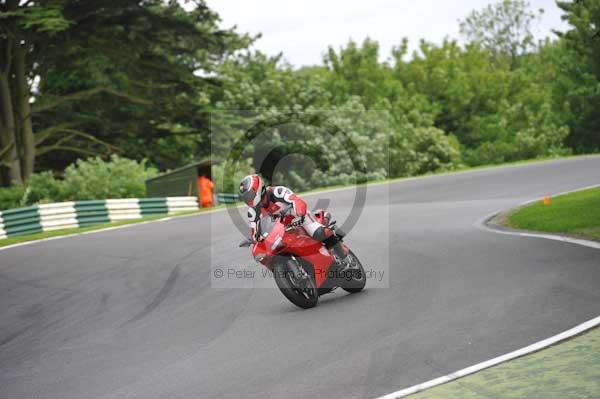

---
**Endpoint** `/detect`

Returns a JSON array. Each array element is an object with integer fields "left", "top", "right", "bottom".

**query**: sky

[{"left": 200, "top": 0, "right": 569, "bottom": 67}]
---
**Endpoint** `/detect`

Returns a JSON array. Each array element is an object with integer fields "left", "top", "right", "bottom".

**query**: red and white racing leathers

[{"left": 247, "top": 186, "right": 323, "bottom": 241}]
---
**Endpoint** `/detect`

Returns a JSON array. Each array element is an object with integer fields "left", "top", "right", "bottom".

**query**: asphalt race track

[{"left": 1, "top": 156, "right": 599, "bottom": 399}]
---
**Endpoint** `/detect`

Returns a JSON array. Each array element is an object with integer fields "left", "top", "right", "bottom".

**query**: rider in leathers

[{"left": 239, "top": 174, "right": 347, "bottom": 263}]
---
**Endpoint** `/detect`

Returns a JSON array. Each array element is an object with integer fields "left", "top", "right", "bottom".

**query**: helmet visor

[{"left": 240, "top": 189, "right": 257, "bottom": 206}]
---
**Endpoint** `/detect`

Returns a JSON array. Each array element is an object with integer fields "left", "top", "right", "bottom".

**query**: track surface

[{"left": 1, "top": 157, "right": 599, "bottom": 399}]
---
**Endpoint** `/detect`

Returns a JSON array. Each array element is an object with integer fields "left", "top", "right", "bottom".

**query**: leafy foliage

[
  {"left": 555, "top": 0, "right": 600, "bottom": 152},
  {"left": 0, "top": 185, "right": 25, "bottom": 211},
  {"left": 60, "top": 155, "right": 158, "bottom": 200},
  {"left": 21, "top": 171, "right": 64, "bottom": 205},
  {"left": 0, "top": 155, "right": 158, "bottom": 209},
  {"left": 1, "top": 0, "right": 251, "bottom": 185},
  {"left": 459, "top": 0, "right": 543, "bottom": 66},
  {"left": 215, "top": 50, "right": 461, "bottom": 190},
  {"left": 1, "top": 0, "right": 598, "bottom": 196}
]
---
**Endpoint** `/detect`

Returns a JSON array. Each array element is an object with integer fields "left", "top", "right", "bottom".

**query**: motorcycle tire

[
  {"left": 342, "top": 250, "right": 366, "bottom": 293},
  {"left": 273, "top": 259, "right": 319, "bottom": 309}
]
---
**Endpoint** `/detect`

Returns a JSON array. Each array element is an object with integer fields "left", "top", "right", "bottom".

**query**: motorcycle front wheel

[
  {"left": 342, "top": 250, "right": 366, "bottom": 293},
  {"left": 273, "top": 258, "right": 319, "bottom": 309}
]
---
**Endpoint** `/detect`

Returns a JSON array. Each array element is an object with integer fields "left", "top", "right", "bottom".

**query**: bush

[
  {"left": 22, "top": 171, "right": 66, "bottom": 205},
  {"left": 1, "top": 155, "right": 159, "bottom": 210},
  {"left": 61, "top": 155, "right": 158, "bottom": 200},
  {"left": 407, "top": 127, "right": 462, "bottom": 175},
  {"left": 390, "top": 126, "right": 462, "bottom": 177},
  {"left": 0, "top": 186, "right": 26, "bottom": 211},
  {"left": 462, "top": 100, "right": 570, "bottom": 165}
]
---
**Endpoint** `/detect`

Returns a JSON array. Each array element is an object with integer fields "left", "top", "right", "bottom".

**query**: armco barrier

[
  {"left": 166, "top": 197, "right": 199, "bottom": 213},
  {"left": 75, "top": 200, "right": 109, "bottom": 227},
  {"left": 139, "top": 198, "right": 168, "bottom": 216},
  {"left": 1, "top": 206, "right": 42, "bottom": 237},
  {"left": 0, "top": 196, "right": 198, "bottom": 240},
  {"left": 106, "top": 199, "right": 141, "bottom": 221},
  {"left": 38, "top": 202, "right": 78, "bottom": 231},
  {"left": 0, "top": 213, "right": 5, "bottom": 239},
  {"left": 217, "top": 193, "right": 239, "bottom": 204}
]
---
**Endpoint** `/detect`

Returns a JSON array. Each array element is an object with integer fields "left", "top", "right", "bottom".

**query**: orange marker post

[{"left": 543, "top": 196, "right": 551, "bottom": 205}]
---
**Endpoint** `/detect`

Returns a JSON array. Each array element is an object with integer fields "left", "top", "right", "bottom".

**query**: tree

[
  {"left": 324, "top": 38, "right": 400, "bottom": 109},
  {"left": 555, "top": 0, "right": 600, "bottom": 152},
  {"left": 459, "top": 0, "right": 544, "bottom": 68},
  {"left": 1, "top": 0, "right": 70, "bottom": 185},
  {"left": 0, "top": 0, "right": 251, "bottom": 186},
  {"left": 393, "top": 38, "right": 568, "bottom": 165}
]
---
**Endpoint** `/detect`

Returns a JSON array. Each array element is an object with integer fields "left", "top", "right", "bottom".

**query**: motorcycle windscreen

[
  {"left": 257, "top": 215, "right": 276, "bottom": 240},
  {"left": 257, "top": 215, "right": 285, "bottom": 252}
]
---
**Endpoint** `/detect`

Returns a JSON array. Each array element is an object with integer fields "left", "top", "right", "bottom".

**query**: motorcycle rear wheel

[{"left": 273, "top": 259, "right": 319, "bottom": 309}]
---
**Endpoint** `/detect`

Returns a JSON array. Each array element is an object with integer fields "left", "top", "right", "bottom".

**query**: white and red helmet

[{"left": 239, "top": 174, "right": 265, "bottom": 207}]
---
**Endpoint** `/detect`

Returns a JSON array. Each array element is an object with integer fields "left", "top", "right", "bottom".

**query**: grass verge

[
  {"left": 506, "top": 186, "right": 600, "bottom": 241},
  {"left": 408, "top": 327, "right": 600, "bottom": 399}
]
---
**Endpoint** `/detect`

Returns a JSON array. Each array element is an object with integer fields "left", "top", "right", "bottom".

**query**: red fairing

[
  {"left": 250, "top": 217, "right": 343, "bottom": 288},
  {"left": 243, "top": 203, "right": 365, "bottom": 308},
  {"left": 282, "top": 228, "right": 333, "bottom": 287}
]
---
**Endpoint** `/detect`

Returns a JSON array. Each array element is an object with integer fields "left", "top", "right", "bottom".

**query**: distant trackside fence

[
  {"left": 0, "top": 196, "right": 198, "bottom": 240},
  {"left": 216, "top": 193, "right": 240, "bottom": 204}
]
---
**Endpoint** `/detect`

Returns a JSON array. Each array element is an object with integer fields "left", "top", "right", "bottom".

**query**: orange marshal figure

[{"left": 197, "top": 175, "right": 214, "bottom": 208}]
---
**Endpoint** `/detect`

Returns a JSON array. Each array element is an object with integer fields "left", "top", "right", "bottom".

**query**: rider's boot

[
  {"left": 331, "top": 241, "right": 354, "bottom": 272},
  {"left": 314, "top": 226, "right": 350, "bottom": 268}
]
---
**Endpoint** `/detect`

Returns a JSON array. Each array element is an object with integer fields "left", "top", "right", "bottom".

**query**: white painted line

[
  {"left": 478, "top": 216, "right": 600, "bottom": 250},
  {"left": 476, "top": 183, "right": 600, "bottom": 250},
  {"left": 375, "top": 315, "right": 600, "bottom": 399},
  {"left": 375, "top": 184, "right": 600, "bottom": 399},
  {"left": 517, "top": 183, "right": 600, "bottom": 207}
]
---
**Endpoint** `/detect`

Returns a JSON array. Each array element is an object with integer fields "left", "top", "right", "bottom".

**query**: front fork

[{"left": 285, "top": 256, "right": 311, "bottom": 287}]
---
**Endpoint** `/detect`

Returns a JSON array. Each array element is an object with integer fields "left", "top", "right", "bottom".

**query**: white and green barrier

[
  {"left": 217, "top": 193, "right": 240, "bottom": 204},
  {"left": 0, "top": 196, "right": 198, "bottom": 239}
]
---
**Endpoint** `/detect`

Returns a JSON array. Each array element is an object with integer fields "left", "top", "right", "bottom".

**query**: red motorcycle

[{"left": 239, "top": 209, "right": 366, "bottom": 308}]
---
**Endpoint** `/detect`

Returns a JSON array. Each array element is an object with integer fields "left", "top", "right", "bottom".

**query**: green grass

[
  {"left": 508, "top": 186, "right": 600, "bottom": 241},
  {"left": 0, "top": 210, "right": 204, "bottom": 248},
  {"left": 409, "top": 328, "right": 600, "bottom": 399}
]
